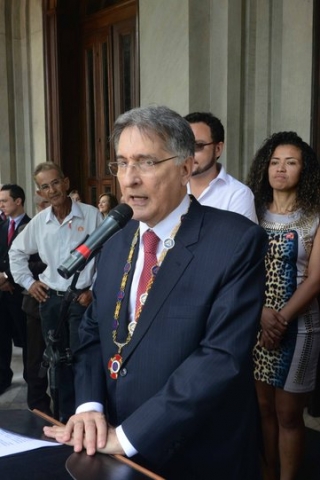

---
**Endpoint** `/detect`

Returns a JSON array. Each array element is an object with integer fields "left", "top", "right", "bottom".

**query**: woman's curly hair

[{"left": 246, "top": 131, "right": 320, "bottom": 221}]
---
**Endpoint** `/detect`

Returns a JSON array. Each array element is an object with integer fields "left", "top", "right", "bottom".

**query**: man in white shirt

[
  {"left": 185, "top": 112, "right": 257, "bottom": 222},
  {"left": 9, "top": 163, "right": 102, "bottom": 421}
]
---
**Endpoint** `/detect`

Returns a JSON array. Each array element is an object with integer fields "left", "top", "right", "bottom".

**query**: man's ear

[
  {"left": 215, "top": 142, "right": 224, "bottom": 160},
  {"left": 180, "top": 156, "right": 193, "bottom": 186},
  {"left": 64, "top": 177, "right": 70, "bottom": 190}
]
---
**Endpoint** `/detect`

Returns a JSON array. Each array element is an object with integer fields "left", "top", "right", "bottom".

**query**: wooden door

[
  {"left": 43, "top": 0, "right": 139, "bottom": 205},
  {"left": 82, "top": 9, "right": 139, "bottom": 206}
]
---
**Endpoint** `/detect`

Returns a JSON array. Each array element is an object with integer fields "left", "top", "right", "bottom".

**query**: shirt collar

[
  {"left": 45, "top": 199, "right": 84, "bottom": 224},
  {"left": 8, "top": 213, "right": 25, "bottom": 228},
  {"left": 139, "top": 194, "right": 190, "bottom": 244},
  {"left": 208, "top": 163, "right": 228, "bottom": 185},
  {"left": 187, "top": 163, "right": 227, "bottom": 193}
]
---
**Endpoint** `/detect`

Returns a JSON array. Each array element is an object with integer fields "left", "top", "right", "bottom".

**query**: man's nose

[
  {"left": 121, "top": 165, "right": 142, "bottom": 184},
  {"left": 48, "top": 183, "right": 57, "bottom": 192}
]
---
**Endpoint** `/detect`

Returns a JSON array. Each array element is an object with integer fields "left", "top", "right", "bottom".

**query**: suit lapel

[
  {"left": 12, "top": 214, "right": 30, "bottom": 243},
  {"left": 121, "top": 199, "right": 205, "bottom": 361},
  {"left": 1, "top": 214, "right": 31, "bottom": 249},
  {"left": 0, "top": 220, "right": 9, "bottom": 260}
]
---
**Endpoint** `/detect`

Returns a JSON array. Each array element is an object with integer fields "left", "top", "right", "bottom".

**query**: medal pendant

[
  {"left": 164, "top": 237, "right": 175, "bottom": 249},
  {"left": 128, "top": 320, "right": 137, "bottom": 336},
  {"left": 108, "top": 353, "right": 123, "bottom": 379},
  {"left": 140, "top": 292, "right": 148, "bottom": 305}
]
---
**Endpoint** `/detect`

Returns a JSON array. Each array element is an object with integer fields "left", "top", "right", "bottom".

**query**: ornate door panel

[{"left": 82, "top": 14, "right": 138, "bottom": 206}]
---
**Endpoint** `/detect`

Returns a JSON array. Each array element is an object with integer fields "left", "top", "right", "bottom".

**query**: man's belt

[{"left": 47, "top": 287, "right": 90, "bottom": 297}]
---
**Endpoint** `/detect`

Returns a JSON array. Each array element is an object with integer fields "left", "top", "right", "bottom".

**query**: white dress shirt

[
  {"left": 9, "top": 201, "right": 102, "bottom": 291},
  {"left": 188, "top": 163, "right": 257, "bottom": 223}
]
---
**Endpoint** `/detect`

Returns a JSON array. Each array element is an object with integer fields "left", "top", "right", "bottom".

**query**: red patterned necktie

[
  {"left": 135, "top": 230, "right": 159, "bottom": 315},
  {"left": 7, "top": 219, "right": 15, "bottom": 245}
]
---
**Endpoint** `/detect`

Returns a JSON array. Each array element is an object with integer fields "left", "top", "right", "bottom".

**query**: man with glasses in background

[
  {"left": 185, "top": 112, "right": 257, "bottom": 222},
  {"left": 9, "top": 163, "right": 101, "bottom": 422},
  {"left": 44, "top": 106, "right": 267, "bottom": 479}
]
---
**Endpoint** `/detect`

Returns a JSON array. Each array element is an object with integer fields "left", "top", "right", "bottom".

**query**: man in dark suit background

[
  {"left": 44, "top": 106, "right": 268, "bottom": 479},
  {"left": 0, "top": 184, "right": 30, "bottom": 394}
]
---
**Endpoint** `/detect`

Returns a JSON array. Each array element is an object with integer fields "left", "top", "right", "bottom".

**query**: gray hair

[
  {"left": 33, "top": 162, "right": 65, "bottom": 184},
  {"left": 111, "top": 105, "right": 195, "bottom": 163}
]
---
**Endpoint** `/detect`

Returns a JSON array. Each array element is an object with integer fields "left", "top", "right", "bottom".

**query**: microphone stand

[
  {"left": 39, "top": 269, "right": 83, "bottom": 420},
  {"left": 39, "top": 244, "right": 103, "bottom": 420}
]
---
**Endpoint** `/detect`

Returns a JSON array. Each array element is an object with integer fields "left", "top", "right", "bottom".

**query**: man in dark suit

[
  {"left": 44, "top": 106, "right": 268, "bottom": 479},
  {"left": 0, "top": 184, "right": 30, "bottom": 394}
]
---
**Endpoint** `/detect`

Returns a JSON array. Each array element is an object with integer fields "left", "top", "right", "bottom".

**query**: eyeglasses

[
  {"left": 38, "top": 178, "right": 64, "bottom": 192},
  {"left": 108, "top": 156, "right": 178, "bottom": 176},
  {"left": 194, "top": 141, "right": 215, "bottom": 152}
]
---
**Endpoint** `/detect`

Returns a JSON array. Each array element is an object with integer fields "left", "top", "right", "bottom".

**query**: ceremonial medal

[
  {"left": 110, "top": 207, "right": 190, "bottom": 380},
  {"left": 164, "top": 238, "right": 175, "bottom": 249},
  {"left": 108, "top": 353, "right": 123, "bottom": 379},
  {"left": 151, "top": 265, "right": 160, "bottom": 276},
  {"left": 128, "top": 320, "right": 137, "bottom": 336},
  {"left": 140, "top": 292, "right": 148, "bottom": 305}
]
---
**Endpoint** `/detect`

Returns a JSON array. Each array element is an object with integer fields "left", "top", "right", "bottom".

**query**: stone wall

[
  {"left": 139, "top": 0, "right": 313, "bottom": 180},
  {"left": 0, "top": 0, "right": 46, "bottom": 214},
  {"left": 0, "top": 0, "right": 314, "bottom": 205}
]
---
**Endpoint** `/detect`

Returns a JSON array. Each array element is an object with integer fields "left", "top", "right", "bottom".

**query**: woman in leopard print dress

[{"left": 247, "top": 131, "right": 320, "bottom": 480}]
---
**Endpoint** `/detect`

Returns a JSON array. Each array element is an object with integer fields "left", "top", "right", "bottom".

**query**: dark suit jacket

[
  {"left": 0, "top": 215, "right": 31, "bottom": 286},
  {"left": 75, "top": 199, "right": 268, "bottom": 479}
]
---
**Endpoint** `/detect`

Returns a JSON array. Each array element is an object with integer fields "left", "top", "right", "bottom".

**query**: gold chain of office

[{"left": 108, "top": 221, "right": 182, "bottom": 379}]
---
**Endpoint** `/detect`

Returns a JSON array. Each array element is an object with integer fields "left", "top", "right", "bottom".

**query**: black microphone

[{"left": 57, "top": 203, "right": 133, "bottom": 279}]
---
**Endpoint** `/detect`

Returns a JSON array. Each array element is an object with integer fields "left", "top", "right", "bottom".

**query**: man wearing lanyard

[
  {"left": 44, "top": 106, "right": 267, "bottom": 479},
  {"left": 0, "top": 184, "right": 30, "bottom": 394}
]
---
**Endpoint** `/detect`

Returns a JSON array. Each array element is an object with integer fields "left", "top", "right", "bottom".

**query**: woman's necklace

[{"left": 108, "top": 222, "right": 181, "bottom": 379}]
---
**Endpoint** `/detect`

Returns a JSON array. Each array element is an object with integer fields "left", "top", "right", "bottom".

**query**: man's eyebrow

[{"left": 115, "top": 154, "right": 157, "bottom": 161}]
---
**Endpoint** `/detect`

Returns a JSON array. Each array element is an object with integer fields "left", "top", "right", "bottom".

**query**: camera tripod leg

[{"left": 49, "top": 363, "right": 60, "bottom": 420}]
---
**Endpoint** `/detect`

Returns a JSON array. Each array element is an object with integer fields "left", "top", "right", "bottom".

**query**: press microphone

[{"left": 57, "top": 203, "right": 133, "bottom": 279}]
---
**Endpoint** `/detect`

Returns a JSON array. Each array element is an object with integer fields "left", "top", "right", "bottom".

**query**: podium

[{"left": 0, "top": 410, "right": 163, "bottom": 480}]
